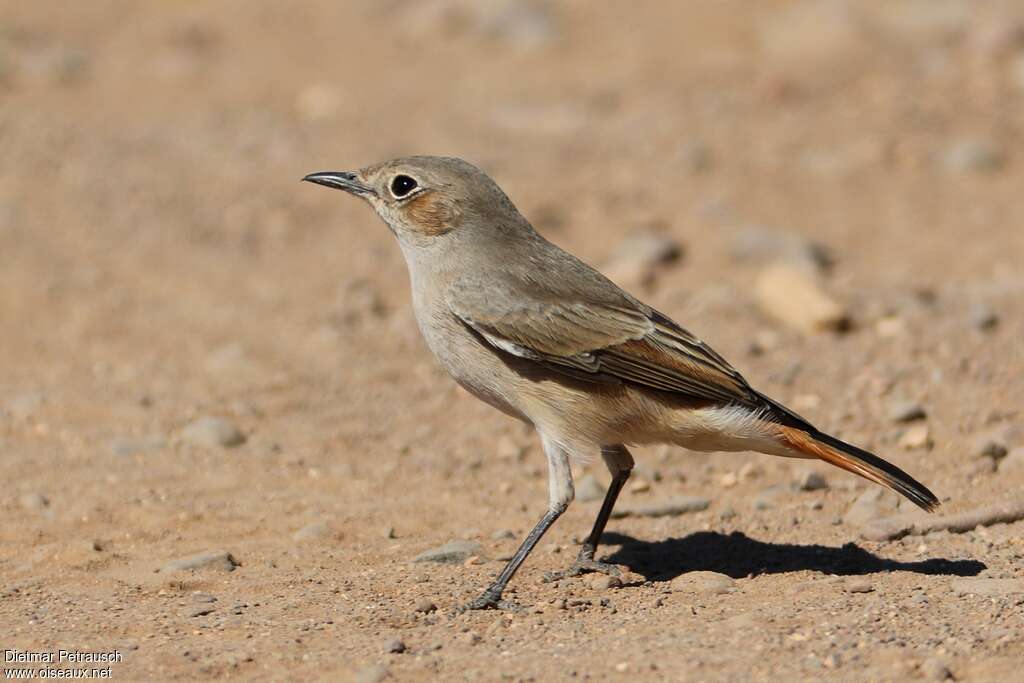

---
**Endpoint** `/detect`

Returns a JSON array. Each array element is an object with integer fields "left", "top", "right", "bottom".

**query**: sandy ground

[{"left": 2, "top": 1, "right": 1024, "bottom": 681}]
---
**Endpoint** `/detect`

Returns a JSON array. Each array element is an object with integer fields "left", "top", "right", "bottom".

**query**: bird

[{"left": 303, "top": 156, "right": 939, "bottom": 610}]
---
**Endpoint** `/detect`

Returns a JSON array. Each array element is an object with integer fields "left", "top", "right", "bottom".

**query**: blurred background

[{"left": 2, "top": 1, "right": 1023, "bottom": 680}]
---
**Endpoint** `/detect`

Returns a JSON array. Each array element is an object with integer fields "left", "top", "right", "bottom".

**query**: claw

[
  {"left": 543, "top": 550, "right": 623, "bottom": 583},
  {"left": 462, "top": 590, "right": 524, "bottom": 612}
]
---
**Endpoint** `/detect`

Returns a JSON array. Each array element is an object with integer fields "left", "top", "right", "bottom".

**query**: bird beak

[{"left": 302, "top": 171, "right": 377, "bottom": 197}]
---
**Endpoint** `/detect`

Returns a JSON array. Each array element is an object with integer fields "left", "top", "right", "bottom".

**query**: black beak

[{"left": 302, "top": 171, "right": 376, "bottom": 197}]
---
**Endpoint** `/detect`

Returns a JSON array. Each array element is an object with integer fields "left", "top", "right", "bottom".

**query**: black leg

[
  {"left": 545, "top": 444, "right": 633, "bottom": 581},
  {"left": 465, "top": 433, "right": 574, "bottom": 610}
]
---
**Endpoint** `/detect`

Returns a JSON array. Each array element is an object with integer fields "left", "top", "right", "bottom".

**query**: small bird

[{"left": 303, "top": 156, "right": 938, "bottom": 610}]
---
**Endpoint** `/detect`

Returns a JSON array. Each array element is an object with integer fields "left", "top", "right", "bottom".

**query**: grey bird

[{"left": 303, "top": 156, "right": 938, "bottom": 610}]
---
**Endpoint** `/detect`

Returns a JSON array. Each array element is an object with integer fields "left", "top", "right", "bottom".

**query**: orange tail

[{"left": 777, "top": 425, "right": 940, "bottom": 512}]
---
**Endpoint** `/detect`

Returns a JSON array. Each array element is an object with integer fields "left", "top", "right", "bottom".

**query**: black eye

[{"left": 390, "top": 175, "right": 418, "bottom": 198}]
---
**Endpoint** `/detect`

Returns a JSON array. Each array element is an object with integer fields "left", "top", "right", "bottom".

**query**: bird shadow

[{"left": 600, "top": 531, "right": 986, "bottom": 582}]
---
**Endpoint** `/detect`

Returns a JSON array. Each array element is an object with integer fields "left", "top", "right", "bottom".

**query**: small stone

[
  {"left": 899, "top": 424, "right": 932, "bottom": 450},
  {"left": 998, "top": 447, "right": 1024, "bottom": 472},
  {"left": 969, "top": 304, "right": 999, "bottom": 331},
  {"left": 738, "top": 462, "right": 764, "bottom": 480},
  {"left": 490, "top": 529, "right": 515, "bottom": 540},
  {"left": 611, "top": 496, "right": 710, "bottom": 519},
  {"left": 629, "top": 480, "right": 651, "bottom": 493},
  {"left": 718, "top": 506, "right": 737, "bottom": 521},
  {"left": 794, "top": 467, "right": 828, "bottom": 491},
  {"left": 160, "top": 550, "right": 239, "bottom": 573},
  {"left": 729, "top": 226, "right": 832, "bottom": 271},
  {"left": 586, "top": 574, "right": 622, "bottom": 591},
  {"left": 972, "top": 429, "right": 1011, "bottom": 460},
  {"left": 383, "top": 639, "right": 406, "bottom": 654},
  {"left": 292, "top": 521, "right": 335, "bottom": 542},
  {"left": 671, "top": 571, "right": 737, "bottom": 595},
  {"left": 181, "top": 416, "right": 245, "bottom": 448},
  {"left": 888, "top": 400, "right": 927, "bottom": 424},
  {"left": 951, "top": 577, "right": 1024, "bottom": 597},
  {"left": 414, "top": 599, "right": 437, "bottom": 613},
  {"left": 755, "top": 264, "right": 849, "bottom": 334},
  {"left": 354, "top": 664, "right": 390, "bottom": 683},
  {"left": 191, "top": 592, "right": 217, "bottom": 603},
  {"left": 845, "top": 579, "right": 874, "bottom": 594},
  {"left": 186, "top": 605, "right": 215, "bottom": 617},
  {"left": 18, "top": 492, "right": 50, "bottom": 511},
  {"left": 412, "top": 540, "right": 483, "bottom": 564},
  {"left": 920, "top": 657, "right": 952, "bottom": 681},
  {"left": 720, "top": 472, "right": 738, "bottom": 488},
  {"left": 459, "top": 631, "right": 481, "bottom": 646},
  {"left": 940, "top": 138, "right": 1005, "bottom": 174}
]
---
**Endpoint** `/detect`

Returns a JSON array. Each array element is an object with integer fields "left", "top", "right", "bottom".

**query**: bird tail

[{"left": 775, "top": 425, "right": 940, "bottom": 512}]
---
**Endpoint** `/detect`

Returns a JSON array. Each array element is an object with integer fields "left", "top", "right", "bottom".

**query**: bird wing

[{"left": 446, "top": 276, "right": 764, "bottom": 408}]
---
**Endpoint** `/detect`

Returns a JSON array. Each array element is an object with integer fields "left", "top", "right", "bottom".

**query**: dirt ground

[{"left": 2, "top": 1, "right": 1024, "bottom": 681}]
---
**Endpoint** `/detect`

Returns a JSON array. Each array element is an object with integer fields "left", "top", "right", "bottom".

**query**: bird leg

[
  {"left": 544, "top": 444, "right": 633, "bottom": 582},
  {"left": 465, "top": 434, "right": 574, "bottom": 610}
]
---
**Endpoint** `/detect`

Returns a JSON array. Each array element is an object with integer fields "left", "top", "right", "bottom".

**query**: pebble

[
  {"left": 898, "top": 424, "right": 932, "bottom": 450},
  {"left": 940, "top": 138, "right": 1005, "bottom": 174},
  {"left": 998, "top": 447, "right": 1024, "bottom": 472},
  {"left": 108, "top": 434, "right": 168, "bottom": 457},
  {"left": 844, "top": 488, "right": 900, "bottom": 527},
  {"left": 186, "top": 605, "right": 216, "bottom": 617},
  {"left": 720, "top": 472, "right": 738, "bottom": 488},
  {"left": 181, "top": 416, "right": 246, "bottom": 448},
  {"left": 755, "top": 264, "right": 849, "bottom": 334},
  {"left": 972, "top": 427, "right": 1014, "bottom": 460},
  {"left": 794, "top": 467, "right": 828, "bottom": 491},
  {"left": 459, "top": 631, "right": 481, "bottom": 646},
  {"left": 18, "top": 492, "right": 50, "bottom": 511},
  {"left": 585, "top": 574, "right": 622, "bottom": 591},
  {"left": 670, "top": 571, "right": 737, "bottom": 595},
  {"left": 576, "top": 474, "right": 606, "bottom": 502},
  {"left": 490, "top": 529, "right": 515, "bottom": 540},
  {"left": 950, "top": 577, "right": 1024, "bottom": 597},
  {"left": 292, "top": 521, "right": 334, "bottom": 542},
  {"left": 738, "top": 462, "right": 764, "bottom": 480},
  {"left": 611, "top": 495, "right": 710, "bottom": 519},
  {"left": 969, "top": 304, "right": 999, "bottom": 331},
  {"left": 888, "top": 400, "right": 927, "bottom": 423},
  {"left": 603, "top": 232, "right": 683, "bottom": 289},
  {"left": 160, "top": 550, "right": 239, "bottom": 573},
  {"left": 355, "top": 664, "right": 390, "bottom": 683},
  {"left": 191, "top": 592, "right": 216, "bottom": 603},
  {"left": 729, "top": 226, "right": 832, "bottom": 272},
  {"left": 414, "top": 599, "right": 437, "bottom": 613},
  {"left": 412, "top": 540, "right": 483, "bottom": 564},
  {"left": 845, "top": 579, "right": 874, "bottom": 594},
  {"left": 920, "top": 657, "right": 953, "bottom": 681},
  {"left": 383, "top": 638, "right": 406, "bottom": 654}
]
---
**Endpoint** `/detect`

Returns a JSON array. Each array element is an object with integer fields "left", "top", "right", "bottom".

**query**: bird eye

[{"left": 390, "top": 175, "right": 419, "bottom": 198}]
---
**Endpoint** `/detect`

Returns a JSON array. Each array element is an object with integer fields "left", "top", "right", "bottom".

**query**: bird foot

[
  {"left": 543, "top": 549, "right": 622, "bottom": 582},
  {"left": 461, "top": 589, "right": 523, "bottom": 612}
]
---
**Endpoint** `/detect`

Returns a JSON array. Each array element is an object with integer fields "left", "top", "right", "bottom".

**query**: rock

[
  {"left": 186, "top": 605, "right": 215, "bottom": 617},
  {"left": 898, "top": 424, "right": 932, "bottom": 450},
  {"left": 951, "top": 577, "right": 1024, "bottom": 597},
  {"left": 671, "top": 571, "right": 737, "bottom": 595},
  {"left": 352, "top": 663, "right": 387, "bottom": 683},
  {"left": 920, "top": 657, "right": 952, "bottom": 681},
  {"left": 844, "top": 488, "right": 900, "bottom": 527},
  {"left": 355, "top": 664, "right": 390, "bottom": 683},
  {"left": 576, "top": 474, "right": 606, "bottom": 502},
  {"left": 586, "top": 574, "right": 621, "bottom": 591},
  {"left": 719, "top": 472, "right": 738, "bottom": 488},
  {"left": 888, "top": 400, "right": 927, "bottom": 423},
  {"left": 459, "top": 631, "right": 481, "bottom": 646},
  {"left": 754, "top": 264, "right": 849, "bottom": 334},
  {"left": 292, "top": 521, "right": 335, "bottom": 542},
  {"left": 490, "top": 529, "right": 515, "bottom": 540},
  {"left": 383, "top": 638, "right": 406, "bottom": 654},
  {"left": 729, "top": 226, "right": 832, "bottom": 271},
  {"left": 18, "top": 492, "right": 50, "bottom": 511},
  {"left": 108, "top": 434, "right": 168, "bottom": 457},
  {"left": 998, "top": 447, "right": 1024, "bottom": 472},
  {"left": 738, "top": 462, "right": 764, "bottom": 480},
  {"left": 191, "top": 592, "right": 217, "bottom": 603},
  {"left": 181, "top": 416, "right": 245, "bottom": 448},
  {"left": 794, "top": 467, "right": 828, "bottom": 491},
  {"left": 603, "top": 232, "right": 683, "bottom": 289},
  {"left": 412, "top": 540, "right": 483, "bottom": 564},
  {"left": 160, "top": 550, "right": 239, "bottom": 573},
  {"left": 969, "top": 304, "right": 999, "bottom": 331},
  {"left": 414, "top": 599, "right": 437, "bottom": 613},
  {"left": 610, "top": 496, "right": 710, "bottom": 519},
  {"left": 972, "top": 428, "right": 1013, "bottom": 460},
  {"left": 940, "top": 138, "right": 1005, "bottom": 174},
  {"left": 845, "top": 579, "right": 874, "bottom": 594}
]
